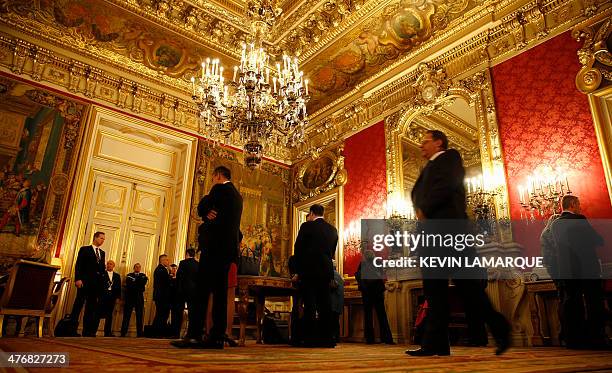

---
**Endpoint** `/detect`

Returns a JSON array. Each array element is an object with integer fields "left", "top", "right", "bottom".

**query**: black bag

[
  {"left": 238, "top": 247, "right": 259, "bottom": 276},
  {"left": 54, "top": 314, "right": 79, "bottom": 337},
  {"left": 262, "top": 312, "right": 289, "bottom": 344}
]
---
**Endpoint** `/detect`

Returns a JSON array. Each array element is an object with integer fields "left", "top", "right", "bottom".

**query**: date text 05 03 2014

[{"left": 0, "top": 352, "right": 69, "bottom": 367}]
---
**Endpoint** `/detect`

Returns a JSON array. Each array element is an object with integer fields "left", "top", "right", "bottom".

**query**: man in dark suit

[
  {"left": 172, "top": 165, "right": 243, "bottom": 349},
  {"left": 121, "top": 263, "right": 148, "bottom": 337},
  {"left": 176, "top": 248, "right": 198, "bottom": 339},
  {"left": 153, "top": 254, "right": 171, "bottom": 333},
  {"left": 70, "top": 231, "right": 106, "bottom": 337},
  {"left": 406, "top": 130, "right": 509, "bottom": 356},
  {"left": 551, "top": 195, "right": 607, "bottom": 349},
  {"left": 99, "top": 260, "right": 121, "bottom": 337},
  {"left": 294, "top": 203, "right": 338, "bottom": 347}
]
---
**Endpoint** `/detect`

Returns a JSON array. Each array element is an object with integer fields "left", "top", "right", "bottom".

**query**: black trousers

[
  {"left": 302, "top": 280, "right": 334, "bottom": 345},
  {"left": 153, "top": 301, "right": 171, "bottom": 331},
  {"left": 463, "top": 279, "right": 488, "bottom": 345},
  {"left": 170, "top": 301, "right": 184, "bottom": 337},
  {"left": 98, "top": 296, "right": 116, "bottom": 336},
  {"left": 121, "top": 296, "right": 144, "bottom": 336},
  {"left": 559, "top": 279, "right": 606, "bottom": 347},
  {"left": 70, "top": 287, "right": 100, "bottom": 336},
  {"left": 421, "top": 278, "right": 509, "bottom": 351},
  {"left": 187, "top": 262, "right": 229, "bottom": 341},
  {"left": 362, "top": 292, "right": 393, "bottom": 343}
]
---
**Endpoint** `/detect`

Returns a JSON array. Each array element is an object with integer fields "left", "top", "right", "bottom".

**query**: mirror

[
  {"left": 400, "top": 96, "right": 482, "bottom": 219},
  {"left": 292, "top": 188, "right": 343, "bottom": 275}
]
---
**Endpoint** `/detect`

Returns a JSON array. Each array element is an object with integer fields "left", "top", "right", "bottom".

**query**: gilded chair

[{"left": 0, "top": 260, "right": 60, "bottom": 337}]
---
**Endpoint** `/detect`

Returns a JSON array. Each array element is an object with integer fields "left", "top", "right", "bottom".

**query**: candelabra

[
  {"left": 465, "top": 176, "right": 497, "bottom": 221},
  {"left": 518, "top": 171, "right": 571, "bottom": 220}
]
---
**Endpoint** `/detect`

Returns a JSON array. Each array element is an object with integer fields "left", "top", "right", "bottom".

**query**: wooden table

[{"left": 237, "top": 276, "right": 295, "bottom": 346}]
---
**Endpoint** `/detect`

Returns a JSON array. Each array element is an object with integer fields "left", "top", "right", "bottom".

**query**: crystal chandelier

[{"left": 191, "top": 0, "right": 309, "bottom": 169}]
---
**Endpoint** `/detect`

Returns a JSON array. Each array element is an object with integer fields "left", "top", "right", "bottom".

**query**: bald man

[{"left": 99, "top": 260, "right": 122, "bottom": 337}]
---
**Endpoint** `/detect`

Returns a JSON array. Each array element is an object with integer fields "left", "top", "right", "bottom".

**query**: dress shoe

[
  {"left": 224, "top": 336, "right": 238, "bottom": 347},
  {"left": 104, "top": 333, "right": 116, "bottom": 337},
  {"left": 384, "top": 340, "right": 396, "bottom": 345},
  {"left": 195, "top": 339, "right": 224, "bottom": 349},
  {"left": 170, "top": 338, "right": 200, "bottom": 348},
  {"left": 405, "top": 348, "right": 450, "bottom": 356},
  {"left": 495, "top": 336, "right": 510, "bottom": 355}
]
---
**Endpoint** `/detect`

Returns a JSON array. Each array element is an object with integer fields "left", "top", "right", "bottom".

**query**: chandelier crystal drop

[{"left": 191, "top": 0, "right": 309, "bottom": 169}]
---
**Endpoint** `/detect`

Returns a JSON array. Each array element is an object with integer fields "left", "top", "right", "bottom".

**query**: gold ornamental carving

[
  {"left": 293, "top": 145, "right": 347, "bottom": 202},
  {"left": 573, "top": 14, "right": 612, "bottom": 93}
]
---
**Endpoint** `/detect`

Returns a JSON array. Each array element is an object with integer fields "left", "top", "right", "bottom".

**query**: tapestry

[
  {"left": 187, "top": 144, "right": 292, "bottom": 277},
  {"left": 493, "top": 31, "right": 612, "bottom": 260},
  {"left": 0, "top": 77, "right": 85, "bottom": 273},
  {"left": 343, "top": 121, "right": 388, "bottom": 276}
]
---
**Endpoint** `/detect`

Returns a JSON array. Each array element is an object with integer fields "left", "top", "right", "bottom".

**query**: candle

[
  {"left": 272, "top": 77, "right": 277, "bottom": 93},
  {"left": 305, "top": 79, "right": 309, "bottom": 95},
  {"left": 233, "top": 66, "right": 238, "bottom": 82},
  {"left": 201, "top": 62, "right": 205, "bottom": 80},
  {"left": 565, "top": 176, "right": 570, "bottom": 192},
  {"left": 190, "top": 76, "right": 195, "bottom": 95}
]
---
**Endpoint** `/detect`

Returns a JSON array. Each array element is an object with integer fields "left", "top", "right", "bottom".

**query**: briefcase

[
  {"left": 238, "top": 247, "right": 259, "bottom": 276},
  {"left": 54, "top": 314, "right": 79, "bottom": 337}
]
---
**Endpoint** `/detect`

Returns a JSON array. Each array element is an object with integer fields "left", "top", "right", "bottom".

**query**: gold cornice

[
  {"left": 106, "top": 0, "right": 246, "bottom": 59},
  {"left": 299, "top": 0, "right": 610, "bottom": 160},
  {"left": 0, "top": 34, "right": 292, "bottom": 164},
  {"left": 281, "top": 0, "right": 384, "bottom": 61}
]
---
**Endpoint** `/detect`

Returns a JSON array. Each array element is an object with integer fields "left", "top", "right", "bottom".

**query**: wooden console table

[{"left": 237, "top": 276, "right": 295, "bottom": 346}]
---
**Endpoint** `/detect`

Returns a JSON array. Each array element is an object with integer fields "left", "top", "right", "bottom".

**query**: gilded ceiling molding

[
  {"left": 310, "top": 0, "right": 612, "bottom": 130},
  {"left": 106, "top": 0, "right": 248, "bottom": 58},
  {"left": 572, "top": 13, "right": 612, "bottom": 93},
  {"left": 0, "top": 34, "right": 293, "bottom": 163}
]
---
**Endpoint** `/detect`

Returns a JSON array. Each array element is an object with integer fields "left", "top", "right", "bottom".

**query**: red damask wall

[
  {"left": 493, "top": 31, "right": 612, "bottom": 260},
  {"left": 343, "top": 121, "right": 388, "bottom": 275}
]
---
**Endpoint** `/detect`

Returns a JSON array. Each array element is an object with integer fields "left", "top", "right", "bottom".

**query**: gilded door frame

[
  {"left": 588, "top": 85, "right": 612, "bottom": 205},
  {"left": 58, "top": 106, "right": 198, "bottom": 323}
]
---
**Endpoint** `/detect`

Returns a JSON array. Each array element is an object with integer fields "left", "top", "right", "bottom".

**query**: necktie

[{"left": 95, "top": 247, "right": 100, "bottom": 262}]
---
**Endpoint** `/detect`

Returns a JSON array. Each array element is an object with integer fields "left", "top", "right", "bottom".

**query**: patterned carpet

[{"left": 1, "top": 337, "right": 612, "bottom": 373}]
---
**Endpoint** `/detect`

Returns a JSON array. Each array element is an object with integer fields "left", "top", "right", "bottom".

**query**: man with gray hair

[{"left": 551, "top": 195, "right": 607, "bottom": 349}]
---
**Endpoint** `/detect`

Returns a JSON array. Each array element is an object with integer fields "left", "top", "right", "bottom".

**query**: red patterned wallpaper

[
  {"left": 343, "top": 121, "right": 388, "bottom": 275},
  {"left": 493, "top": 31, "right": 612, "bottom": 260}
]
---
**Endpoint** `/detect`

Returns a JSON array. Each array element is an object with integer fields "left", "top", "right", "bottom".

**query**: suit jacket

[
  {"left": 153, "top": 264, "right": 171, "bottom": 303},
  {"left": 102, "top": 270, "right": 121, "bottom": 300},
  {"left": 125, "top": 272, "right": 148, "bottom": 301},
  {"left": 411, "top": 149, "right": 467, "bottom": 219},
  {"left": 74, "top": 245, "right": 105, "bottom": 292},
  {"left": 197, "top": 181, "right": 243, "bottom": 265},
  {"left": 294, "top": 218, "right": 338, "bottom": 283},
  {"left": 176, "top": 257, "right": 198, "bottom": 302},
  {"left": 551, "top": 211, "right": 604, "bottom": 279}
]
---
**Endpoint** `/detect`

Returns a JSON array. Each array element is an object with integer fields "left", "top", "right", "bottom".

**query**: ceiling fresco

[
  {"left": 3, "top": 0, "right": 244, "bottom": 80},
  {"left": 303, "top": 0, "right": 477, "bottom": 112},
  {"left": 1, "top": 0, "right": 479, "bottom": 108}
]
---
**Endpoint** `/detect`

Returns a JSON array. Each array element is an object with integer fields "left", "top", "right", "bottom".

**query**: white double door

[{"left": 84, "top": 170, "right": 169, "bottom": 333}]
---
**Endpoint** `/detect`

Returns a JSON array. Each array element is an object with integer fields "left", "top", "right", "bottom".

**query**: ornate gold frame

[
  {"left": 292, "top": 187, "right": 345, "bottom": 275},
  {"left": 385, "top": 67, "right": 512, "bottom": 241},
  {"left": 588, "top": 86, "right": 612, "bottom": 205},
  {"left": 292, "top": 145, "right": 347, "bottom": 202}
]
